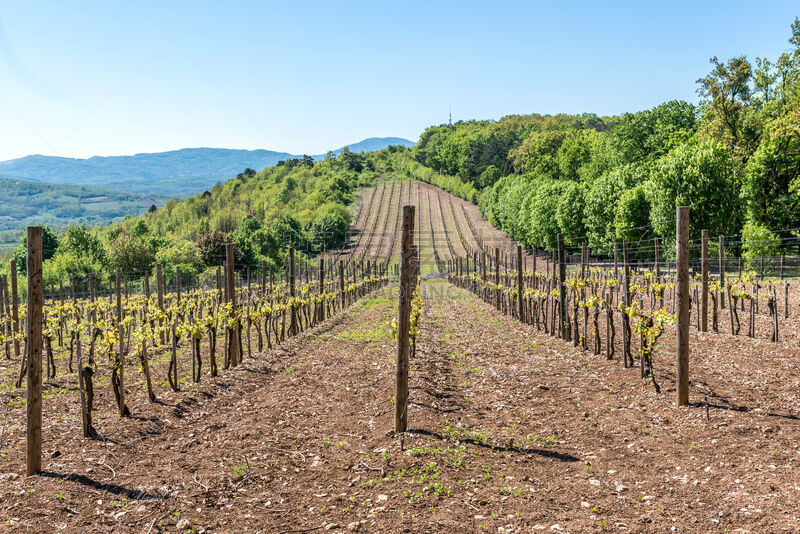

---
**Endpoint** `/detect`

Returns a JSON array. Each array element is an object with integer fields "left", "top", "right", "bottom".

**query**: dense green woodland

[
  {"left": 411, "top": 18, "right": 800, "bottom": 260},
  {"left": 6, "top": 18, "right": 800, "bottom": 288}
]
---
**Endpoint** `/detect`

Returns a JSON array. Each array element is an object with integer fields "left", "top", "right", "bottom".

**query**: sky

[{"left": 0, "top": 1, "right": 798, "bottom": 161}]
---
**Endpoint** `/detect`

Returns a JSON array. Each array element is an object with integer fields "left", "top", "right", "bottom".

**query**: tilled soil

[
  {"left": 1, "top": 281, "right": 799, "bottom": 533},
  {"left": 344, "top": 180, "right": 544, "bottom": 271}
]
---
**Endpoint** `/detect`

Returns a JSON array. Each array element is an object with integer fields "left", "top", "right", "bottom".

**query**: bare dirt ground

[
  {"left": 2, "top": 279, "right": 799, "bottom": 533},
  {"left": 344, "top": 180, "right": 543, "bottom": 273}
]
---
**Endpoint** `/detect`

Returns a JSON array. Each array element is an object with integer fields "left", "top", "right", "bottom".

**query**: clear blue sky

[{"left": 0, "top": 1, "right": 797, "bottom": 160}]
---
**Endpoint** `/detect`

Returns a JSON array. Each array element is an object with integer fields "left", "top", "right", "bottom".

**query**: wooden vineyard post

[
  {"left": 0, "top": 276, "right": 7, "bottom": 359},
  {"left": 26, "top": 227, "right": 43, "bottom": 476},
  {"left": 395, "top": 205, "right": 415, "bottom": 434},
  {"left": 289, "top": 247, "right": 297, "bottom": 337},
  {"left": 701, "top": 230, "right": 709, "bottom": 333},
  {"left": 719, "top": 235, "right": 726, "bottom": 309},
  {"left": 622, "top": 240, "right": 631, "bottom": 367},
  {"left": 115, "top": 269, "right": 128, "bottom": 416},
  {"left": 494, "top": 248, "right": 500, "bottom": 311},
  {"left": 517, "top": 245, "right": 524, "bottom": 322},
  {"left": 226, "top": 244, "right": 241, "bottom": 367},
  {"left": 654, "top": 237, "right": 662, "bottom": 306},
  {"left": 339, "top": 260, "right": 345, "bottom": 308},
  {"left": 216, "top": 265, "right": 222, "bottom": 301},
  {"left": 676, "top": 206, "right": 690, "bottom": 407},
  {"left": 261, "top": 260, "right": 267, "bottom": 297},
  {"left": 557, "top": 234, "right": 567, "bottom": 340},
  {"left": 176, "top": 266, "right": 181, "bottom": 303},
  {"left": 10, "top": 261, "right": 20, "bottom": 362},
  {"left": 156, "top": 264, "right": 165, "bottom": 345},
  {"left": 319, "top": 256, "right": 325, "bottom": 322}
]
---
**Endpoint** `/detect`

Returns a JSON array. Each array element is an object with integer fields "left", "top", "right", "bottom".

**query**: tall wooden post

[
  {"left": 654, "top": 237, "right": 660, "bottom": 279},
  {"left": 289, "top": 247, "right": 297, "bottom": 336},
  {"left": 156, "top": 264, "right": 165, "bottom": 345},
  {"left": 10, "top": 261, "right": 20, "bottom": 361},
  {"left": 719, "top": 235, "right": 726, "bottom": 309},
  {"left": 517, "top": 245, "right": 524, "bottom": 322},
  {"left": 175, "top": 266, "right": 181, "bottom": 303},
  {"left": 622, "top": 240, "right": 631, "bottom": 366},
  {"left": 319, "top": 256, "right": 325, "bottom": 322},
  {"left": 339, "top": 260, "right": 345, "bottom": 308},
  {"left": 26, "top": 227, "right": 43, "bottom": 476},
  {"left": 115, "top": 269, "right": 127, "bottom": 417},
  {"left": 261, "top": 260, "right": 267, "bottom": 297},
  {"left": 701, "top": 230, "right": 709, "bottom": 333},
  {"left": 225, "top": 244, "right": 240, "bottom": 367},
  {"left": 0, "top": 275, "right": 7, "bottom": 357},
  {"left": 395, "top": 206, "right": 415, "bottom": 434},
  {"left": 557, "top": 234, "right": 567, "bottom": 340},
  {"left": 494, "top": 248, "right": 500, "bottom": 310},
  {"left": 676, "top": 207, "right": 690, "bottom": 407}
]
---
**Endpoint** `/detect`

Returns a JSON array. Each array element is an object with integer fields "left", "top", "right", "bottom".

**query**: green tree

[
  {"left": 197, "top": 230, "right": 230, "bottom": 267},
  {"left": 131, "top": 219, "right": 150, "bottom": 237},
  {"left": 108, "top": 231, "right": 155, "bottom": 275},
  {"left": 614, "top": 184, "right": 652, "bottom": 250},
  {"left": 526, "top": 179, "right": 568, "bottom": 249},
  {"left": 14, "top": 225, "right": 59, "bottom": 274},
  {"left": 742, "top": 116, "right": 800, "bottom": 234},
  {"left": 480, "top": 165, "right": 501, "bottom": 188},
  {"left": 741, "top": 220, "right": 781, "bottom": 268},
  {"left": 696, "top": 56, "right": 752, "bottom": 151},
  {"left": 555, "top": 182, "right": 586, "bottom": 246},
  {"left": 306, "top": 213, "right": 349, "bottom": 252},
  {"left": 584, "top": 165, "right": 647, "bottom": 253},
  {"left": 156, "top": 241, "right": 204, "bottom": 284},
  {"left": 610, "top": 101, "right": 697, "bottom": 162},
  {"left": 649, "top": 140, "right": 741, "bottom": 239},
  {"left": 269, "top": 214, "right": 304, "bottom": 249}
]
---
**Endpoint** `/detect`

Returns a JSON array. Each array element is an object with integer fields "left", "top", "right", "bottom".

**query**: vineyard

[{"left": 2, "top": 178, "right": 800, "bottom": 533}]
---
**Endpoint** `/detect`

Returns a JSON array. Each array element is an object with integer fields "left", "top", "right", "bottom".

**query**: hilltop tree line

[{"left": 411, "top": 18, "right": 800, "bottom": 260}]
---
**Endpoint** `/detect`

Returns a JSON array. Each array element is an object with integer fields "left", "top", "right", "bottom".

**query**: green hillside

[
  {"left": 3, "top": 147, "right": 408, "bottom": 287},
  {"left": 0, "top": 178, "right": 159, "bottom": 252}
]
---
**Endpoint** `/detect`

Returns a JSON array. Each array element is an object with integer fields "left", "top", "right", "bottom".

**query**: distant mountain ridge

[{"left": 0, "top": 137, "right": 414, "bottom": 198}]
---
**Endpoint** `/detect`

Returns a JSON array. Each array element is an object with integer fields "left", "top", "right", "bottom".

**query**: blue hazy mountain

[{"left": 0, "top": 137, "right": 415, "bottom": 198}]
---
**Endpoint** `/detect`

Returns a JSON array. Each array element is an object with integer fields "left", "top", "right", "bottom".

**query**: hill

[
  {"left": 0, "top": 177, "right": 159, "bottom": 251},
  {"left": 0, "top": 137, "right": 414, "bottom": 198},
  {"left": 330, "top": 137, "right": 414, "bottom": 155}
]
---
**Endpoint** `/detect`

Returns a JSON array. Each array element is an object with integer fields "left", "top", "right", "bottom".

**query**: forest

[{"left": 410, "top": 18, "right": 800, "bottom": 261}]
